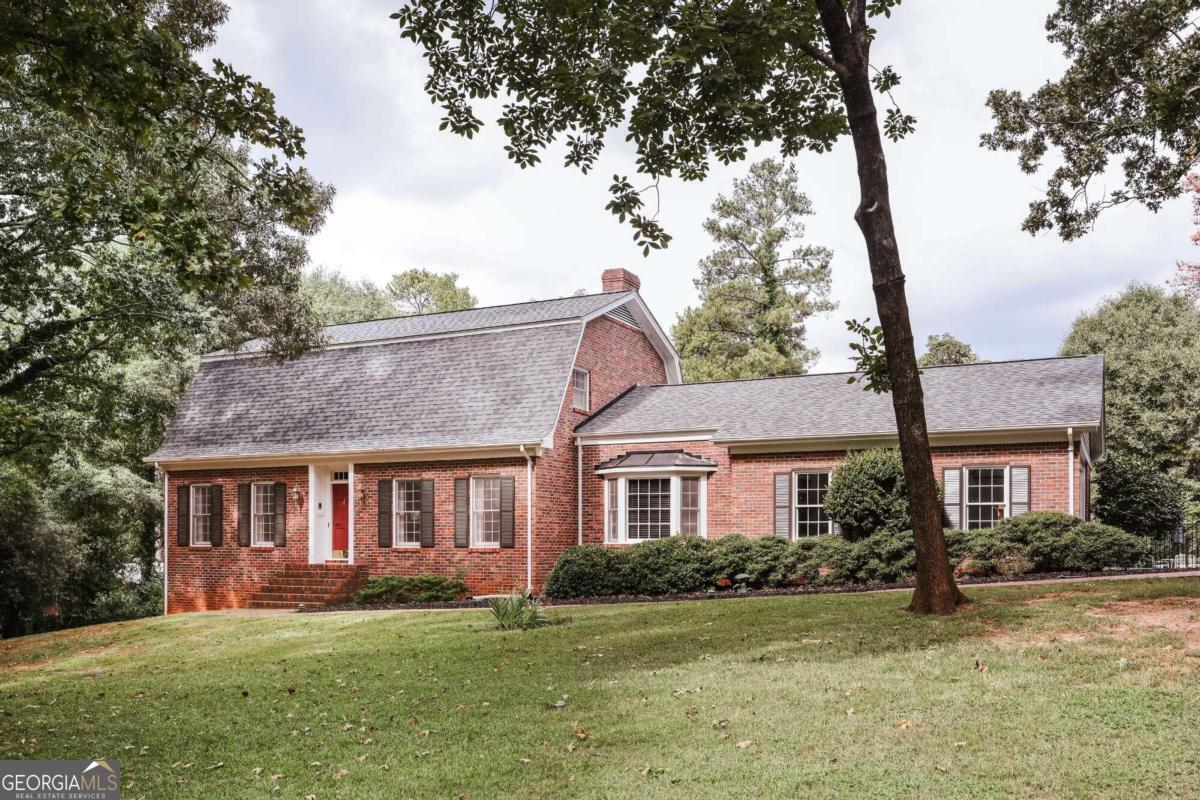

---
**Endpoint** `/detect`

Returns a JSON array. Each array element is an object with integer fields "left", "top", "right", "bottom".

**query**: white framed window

[
  {"left": 680, "top": 477, "right": 701, "bottom": 535},
  {"left": 627, "top": 477, "right": 671, "bottom": 540},
  {"left": 602, "top": 475, "right": 708, "bottom": 542},
  {"left": 394, "top": 479, "right": 422, "bottom": 546},
  {"left": 251, "top": 483, "right": 276, "bottom": 545},
  {"left": 471, "top": 476, "right": 502, "bottom": 546},
  {"left": 966, "top": 466, "right": 1007, "bottom": 529},
  {"left": 793, "top": 471, "right": 832, "bottom": 537},
  {"left": 190, "top": 484, "right": 213, "bottom": 546},
  {"left": 605, "top": 479, "right": 619, "bottom": 542},
  {"left": 572, "top": 368, "right": 590, "bottom": 411}
]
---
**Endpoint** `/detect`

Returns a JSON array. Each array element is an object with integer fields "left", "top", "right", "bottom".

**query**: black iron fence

[{"left": 1149, "top": 523, "right": 1200, "bottom": 569}]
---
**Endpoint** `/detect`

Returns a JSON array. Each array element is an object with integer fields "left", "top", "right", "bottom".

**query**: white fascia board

[
  {"left": 575, "top": 429, "right": 719, "bottom": 446},
  {"left": 718, "top": 423, "right": 1104, "bottom": 454},
  {"left": 201, "top": 318, "right": 580, "bottom": 362},
  {"left": 149, "top": 442, "right": 544, "bottom": 470},
  {"left": 583, "top": 293, "right": 682, "bottom": 385}
]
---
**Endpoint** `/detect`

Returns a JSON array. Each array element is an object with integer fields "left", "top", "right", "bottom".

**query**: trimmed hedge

[
  {"left": 542, "top": 517, "right": 1151, "bottom": 599},
  {"left": 354, "top": 574, "right": 469, "bottom": 605}
]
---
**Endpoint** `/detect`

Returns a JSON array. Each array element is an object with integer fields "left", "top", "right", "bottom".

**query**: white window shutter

[
  {"left": 773, "top": 473, "right": 791, "bottom": 538},
  {"left": 1010, "top": 466, "right": 1030, "bottom": 517},
  {"left": 942, "top": 468, "right": 961, "bottom": 530}
]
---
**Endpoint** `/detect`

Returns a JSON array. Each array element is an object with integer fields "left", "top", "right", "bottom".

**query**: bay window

[{"left": 602, "top": 474, "right": 708, "bottom": 542}]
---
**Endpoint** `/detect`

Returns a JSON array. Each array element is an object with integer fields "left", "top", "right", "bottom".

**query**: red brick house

[{"left": 148, "top": 268, "right": 1104, "bottom": 611}]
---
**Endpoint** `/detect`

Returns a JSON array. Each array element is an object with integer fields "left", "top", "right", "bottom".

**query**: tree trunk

[
  {"left": 818, "top": 1, "right": 966, "bottom": 614},
  {"left": 2, "top": 601, "right": 22, "bottom": 639}
]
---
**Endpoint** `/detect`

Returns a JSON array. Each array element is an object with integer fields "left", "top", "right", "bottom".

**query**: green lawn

[{"left": 3, "top": 579, "right": 1200, "bottom": 799}]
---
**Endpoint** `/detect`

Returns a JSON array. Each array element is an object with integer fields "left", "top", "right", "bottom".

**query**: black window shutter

[
  {"left": 499, "top": 476, "right": 515, "bottom": 549},
  {"left": 378, "top": 479, "right": 392, "bottom": 547},
  {"left": 238, "top": 483, "right": 251, "bottom": 546},
  {"left": 454, "top": 478, "right": 469, "bottom": 547},
  {"left": 273, "top": 482, "right": 287, "bottom": 546},
  {"left": 773, "top": 473, "right": 792, "bottom": 538},
  {"left": 210, "top": 485, "right": 224, "bottom": 547},
  {"left": 176, "top": 484, "right": 189, "bottom": 546},
  {"left": 420, "top": 479, "right": 435, "bottom": 548}
]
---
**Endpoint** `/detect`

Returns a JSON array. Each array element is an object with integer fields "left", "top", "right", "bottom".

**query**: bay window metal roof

[{"left": 595, "top": 450, "right": 718, "bottom": 472}]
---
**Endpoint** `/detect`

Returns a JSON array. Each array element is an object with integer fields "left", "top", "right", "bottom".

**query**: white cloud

[{"left": 213, "top": 0, "right": 1196, "bottom": 373}]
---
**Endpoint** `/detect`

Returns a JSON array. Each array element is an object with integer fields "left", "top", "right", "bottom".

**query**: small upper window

[
  {"left": 191, "top": 484, "right": 213, "bottom": 546},
  {"left": 572, "top": 368, "right": 590, "bottom": 411},
  {"left": 251, "top": 483, "right": 275, "bottom": 546}
]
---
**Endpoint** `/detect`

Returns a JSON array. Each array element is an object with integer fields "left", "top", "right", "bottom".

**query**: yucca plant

[{"left": 490, "top": 587, "right": 547, "bottom": 630}]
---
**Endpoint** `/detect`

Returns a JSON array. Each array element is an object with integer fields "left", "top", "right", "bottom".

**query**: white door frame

[{"left": 308, "top": 464, "right": 353, "bottom": 564}]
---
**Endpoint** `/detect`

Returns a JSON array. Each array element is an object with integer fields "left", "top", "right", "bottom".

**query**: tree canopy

[
  {"left": 983, "top": 0, "right": 1200, "bottom": 240},
  {"left": 1170, "top": 173, "right": 1200, "bottom": 299},
  {"left": 303, "top": 267, "right": 478, "bottom": 326},
  {"left": 917, "top": 333, "right": 984, "bottom": 367},
  {"left": 1059, "top": 283, "right": 1200, "bottom": 486},
  {"left": 673, "top": 159, "right": 835, "bottom": 382},
  {"left": 386, "top": 269, "right": 477, "bottom": 316},
  {"left": 1, "top": 0, "right": 332, "bottom": 461}
]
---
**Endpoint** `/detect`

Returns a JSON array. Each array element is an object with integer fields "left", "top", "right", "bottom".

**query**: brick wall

[
  {"left": 532, "top": 313, "right": 669, "bottom": 589},
  {"left": 580, "top": 439, "right": 1088, "bottom": 542},
  {"left": 165, "top": 465, "right": 309, "bottom": 612},
  {"left": 352, "top": 458, "right": 531, "bottom": 596}
]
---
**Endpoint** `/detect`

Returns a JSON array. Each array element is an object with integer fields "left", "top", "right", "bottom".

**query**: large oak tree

[{"left": 392, "top": 0, "right": 966, "bottom": 612}]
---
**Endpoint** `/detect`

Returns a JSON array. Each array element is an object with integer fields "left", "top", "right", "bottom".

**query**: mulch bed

[{"left": 301, "top": 566, "right": 1200, "bottom": 613}]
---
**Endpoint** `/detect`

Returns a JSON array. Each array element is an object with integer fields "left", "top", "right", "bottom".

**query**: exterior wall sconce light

[{"left": 291, "top": 487, "right": 303, "bottom": 505}]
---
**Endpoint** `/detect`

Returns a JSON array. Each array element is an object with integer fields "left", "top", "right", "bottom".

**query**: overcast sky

[{"left": 208, "top": 1, "right": 1195, "bottom": 373}]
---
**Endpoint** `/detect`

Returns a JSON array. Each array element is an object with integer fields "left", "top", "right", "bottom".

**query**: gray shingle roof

[
  {"left": 577, "top": 355, "right": 1104, "bottom": 442},
  {"left": 149, "top": 322, "right": 583, "bottom": 461},
  {"left": 215, "top": 292, "right": 629, "bottom": 355}
]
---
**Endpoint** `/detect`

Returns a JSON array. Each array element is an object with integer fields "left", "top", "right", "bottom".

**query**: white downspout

[
  {"left": 520, "top": 445, "right": 533, "bottom": 593},
  {"left": 576, "top": 438, "right": 583, "bottom": 545},
  {"left": 1067, "top": 427, "right": 1075, "bottom": 517},
  {"left": 160, "top": 466, "right": 168, "bottom": 616}
]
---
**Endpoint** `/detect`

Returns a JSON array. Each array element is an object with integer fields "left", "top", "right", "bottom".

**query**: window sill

[
  {"left": 468, "top": 545, "right": 501, "bottom": 551},
  {"left": 391, "top": 543, "right": 422, "bottom": 549},
  {"left": 250, "top": 545, "right": 276, "bottom": 550},
  {"left": 186, "top": 544, "right": 212, "bottom": 550}
]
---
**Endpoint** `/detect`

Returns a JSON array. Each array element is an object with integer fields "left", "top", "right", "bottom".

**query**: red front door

[{"left": 332, "top": 483, "right": 349, "bottom": 557}]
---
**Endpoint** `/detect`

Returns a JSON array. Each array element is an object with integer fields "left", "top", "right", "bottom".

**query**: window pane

[
  {"left": 627, "top": 478, "right": 670, "bottom": 540},
  {"left": 191, "top": 486, "right": 212, "bottom": 545},
  {"left": 966, "top": 468, "right": 1007, "bottom": 530},
  {"left": 680, "top": 477, "right": 700, "bottom": 534},
  {"left": 606, "top": 479, "right": 619, "bottom": 541},
  {"left": 472, "top": 477, "right": 501, "bottom": 544},
  {"left": 395, "top": 480, "right": 422, "bottom": 544},
  {"left": 794, "top": 472, "right": 831, "bottom": 536},
  {"left": 251, "top": 484, "right": 275, "bottom": 544},
  {"left": 572, "top": 369, "right": 589, "bottom": 410}
]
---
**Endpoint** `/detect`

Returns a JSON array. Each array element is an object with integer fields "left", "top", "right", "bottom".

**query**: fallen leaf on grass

[
  {"left": 736, "top": 740, "right": 754, "bottom": 749},
  {"left": 898, "top": 719, "right": 913, "bottom": 730},
  {"left": 571, "top": 723, "right": 589, "bottom": 740}
]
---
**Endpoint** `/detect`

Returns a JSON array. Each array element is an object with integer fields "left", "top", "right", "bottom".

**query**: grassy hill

[{"left": 3, "top": 578, "right": 1200, "bottom": 799}]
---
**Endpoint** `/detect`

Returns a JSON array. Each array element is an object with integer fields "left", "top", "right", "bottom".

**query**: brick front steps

[{"left": 248, "top": 563, "right": 365, "bottom": 609}]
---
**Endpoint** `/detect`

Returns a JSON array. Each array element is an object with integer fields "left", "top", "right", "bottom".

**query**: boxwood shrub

[
  {"left": 541, "top": 518, "right": 1151, "bottom": 599},
  {"left": 354, "top": 574, "right": 468, "bottom": 605}
]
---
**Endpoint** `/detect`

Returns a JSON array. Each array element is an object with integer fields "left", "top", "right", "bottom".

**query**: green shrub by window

[
  {"left": 1054, "top": 522, "right": 1150, "bottom": 572},
  {"left": 490, "top": 588, "right": 547, "bottom": 630},
  {"left": 992, "top": 511, "right": 1082, "bottom": 572},
  {"left": 543, "top": 544, "right": 621, "bottom": 598},
  {"left": 354, "top": 574, "right": 469, "bottom": 605},
  {"left": 618, "top": 535, "right": 714, "bottom": 595},
  {"left": 1094, "top": 451, "right": 1185, "bottom": 538},
  {"left": 824, "top": 449, "right": 940, "bottom": 540}
]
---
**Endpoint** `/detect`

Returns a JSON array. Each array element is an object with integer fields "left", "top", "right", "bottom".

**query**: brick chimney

[{"left": 601, "top": 268, "right": 641, "bottom": 293}]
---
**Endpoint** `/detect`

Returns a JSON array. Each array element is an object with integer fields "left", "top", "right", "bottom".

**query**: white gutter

[
  {"left": 520, "top": 444, "right": 533, "bottom": 593},
  {"left": 160, "top": 465, "right": 168, "bottom": 616},
  {"left": 1067, "top": 427, "right": 1075, "bottom": 517},
  {"left": 576, "top": 443, "right": 583, "bottom": 545}
]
